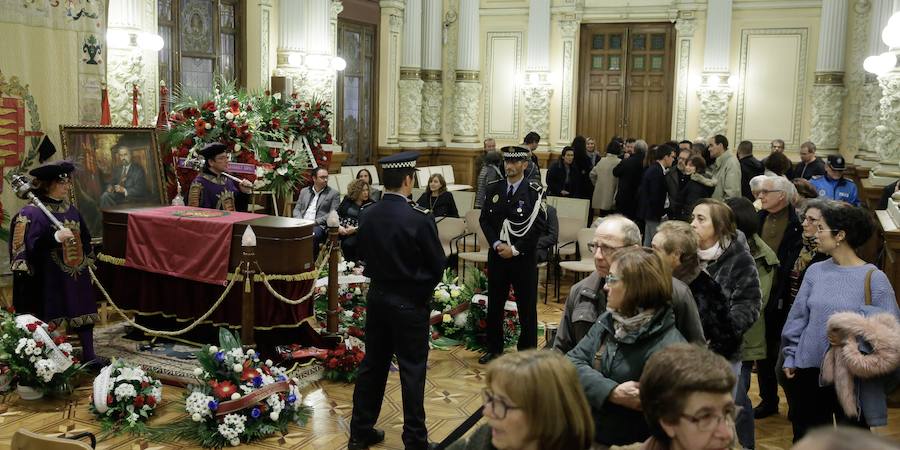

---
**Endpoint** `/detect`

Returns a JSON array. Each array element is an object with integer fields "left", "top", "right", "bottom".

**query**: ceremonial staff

[
  {"left": 185, "top": 157, "right": 253, "bottom": 188},
  {"left": 10, "top": 174, "right": 77, "bottom": 246}
]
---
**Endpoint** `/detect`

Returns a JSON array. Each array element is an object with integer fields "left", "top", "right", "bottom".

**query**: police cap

[
  {"left": 501, "top": 145, "right": 530, "bottom": 161},
  {"left": 379, "top": 150, "right": 420, "bottom": 170},
  {"left": 827, "top": 154, "right": 846, "bottom": 171}
]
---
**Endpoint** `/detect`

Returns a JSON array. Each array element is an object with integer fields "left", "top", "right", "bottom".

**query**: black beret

[
  {"left": 199, "top": 142, "right": 228, "bottom": 161},
  {"left": 29, "top": 160, "right": 75, "bottom": 182}
]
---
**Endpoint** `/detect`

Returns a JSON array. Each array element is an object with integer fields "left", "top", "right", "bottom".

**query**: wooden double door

[{"left": 576, "top": 23, "right": 676, "bottom": 149}]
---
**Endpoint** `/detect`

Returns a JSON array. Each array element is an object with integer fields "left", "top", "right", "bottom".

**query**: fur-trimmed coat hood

[{"left": 821, "top": 311, "right": 900, "bottom": 426}]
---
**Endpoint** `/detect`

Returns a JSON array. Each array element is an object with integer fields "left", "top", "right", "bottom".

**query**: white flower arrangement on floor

[
  {"left": 0, "top": 311, "right": 83, "bottom": 396},
  {"left": 90, "top": 360, "right": 163, "bottom": 436}
]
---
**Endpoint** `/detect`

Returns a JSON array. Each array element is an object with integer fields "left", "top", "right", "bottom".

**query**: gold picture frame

[{"left": 59, "top": 125, "right": 167, "bottom": 241}]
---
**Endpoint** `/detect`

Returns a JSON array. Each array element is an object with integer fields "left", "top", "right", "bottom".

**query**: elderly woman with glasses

[
  {"left": 9, "top": 160, "right": 100, "bottom": 365},
  {"left": 611, "top": 343, "right": 740, "bottom": 450},
  {"left": 448, "top": 350, "right": 594, "bottom": 450},
  {"left": 568, "top": 247, "right": 686, "bottom": 446},
  {"left": 781, "top": 203, "right": 899, "bottom": 441}
]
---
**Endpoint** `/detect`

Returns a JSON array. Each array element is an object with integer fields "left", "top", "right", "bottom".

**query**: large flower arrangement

[
  {"left": 429, "top": 269, "right": 471, "bottom": 342},
  {"left": 163, "top": 79, "right": 331, "bottom": 201},
  {"left": 90, "top": 361, "right": 163, "bottom": 436},
  {"left": 314, "top": 282, "right": 367, "bottom": 340},
  {"left": 464, "top": 292, "right": 521, "bottom": 352},
  {"left": 321, "top": 344, "right": 365, "bottom": 383},
  {"left": 150, "top": 329, "right": 311, "bottom": 448},
  {"left": 0, "top": 309, "right": 82, "bottom": 395}
]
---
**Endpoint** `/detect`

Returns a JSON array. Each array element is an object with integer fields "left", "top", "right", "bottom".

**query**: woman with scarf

[
  {"left": 690, "top": 198, "right": 761, "bottom": 450},
  {"left": 567, "top": 247, "right": 685, "bottom": 447}
]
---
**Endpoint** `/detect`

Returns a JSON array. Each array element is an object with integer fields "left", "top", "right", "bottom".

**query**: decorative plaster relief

[
  {"left": 858, "top": 80, "right": 882, "bottom": 154},
  {"left": 557, "top": 19, "right": 579, "bottom": 145},
  {"left": 108, "top": 51, "right": 144, "bottom": 126},
  {"left": 843, "top": 0, "right": 870, "bottom": 154},
  {"left": 453, "top": 80, "right": 482, "bottom": 141},
  {"left": 697, "top": 86, "right": 732, "bottom": 139},
  {"left": 521, "top": 84, "right": 552, "bottom": 140},
  {"left": 875, "top": 74, "right": 900, "bottom": 163},
  {"left": 261, "top": 7, "right": 271, "bottom": 89},
  {"left": 398, "top": 77, "right": 424, "bottom": 140},
  {"left": 421, "top": 77, "right": 443, "bottom": 141},
  {"left": 809, "top": 83, "right": 845, "bottom": 150},
  {"left": 673, "top": 19, "right": 694, "bottom": 140}
]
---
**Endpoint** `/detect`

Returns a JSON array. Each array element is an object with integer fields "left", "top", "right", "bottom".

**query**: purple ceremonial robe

[
  {"left": 8, "top": 198, "right": 98, "bottom": 328},
  {"left": 187, "top": 170, "right": 238, "bottom": 211}
]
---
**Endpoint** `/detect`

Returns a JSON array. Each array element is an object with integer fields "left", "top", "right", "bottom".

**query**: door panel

[
  {"left": 337, "top": 20, "right": 376, "bottom": 165},
  {"left": 577, "top": 23, "right": 675, "bottom": 148}
]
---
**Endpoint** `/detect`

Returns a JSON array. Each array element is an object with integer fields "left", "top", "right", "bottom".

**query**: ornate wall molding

[
  {"left": 673, "top": 18, "right": 695, "bottom": 140},
  {"left": 809, "top": 83, "right": 845, "bottom": 151},
  {"left": 108, "top": 51, "right": 145, "bottom": 126},
  {"left": 557, "top": 18, "right": 579, "bottom": 145},
  {"left": 421, "top": 76, "right": 443, "bottom": 142},
  {"left": 521, "top": 84, "right": 553, "bottom": 141},
  {"left": 858, "top": 80, "right": 882, "bottom": 157},
  {"left": 386, "top": 11, "right": 403, "bottom": 144},
  {"left": 398, "top": 77, "right": 424, "bottom": 142},
  {"left": 697, "top": 85, "right": 732, "bottom": 138},
  {"left": 734, "top": 28, "right": 808, "bottom": 147},
  {"left": 484, "top": 31, "right": 522, "bottom": 140},
  {"left": 452, "top": 79, "right": 482, "bottom": 142},
  {"left": 261, "top": 3, "right": 272, "bottom": 89},
  {"left": 875, "top": 74, "right": 900, "bottom": 164},
  {"left": 846, "top": 0, "right": 873, "bottom": 156}
]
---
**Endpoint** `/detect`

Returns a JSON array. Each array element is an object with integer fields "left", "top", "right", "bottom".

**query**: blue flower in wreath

[
  {"left": 251, "top": 407, "right": 261, "bottom": 419},
  {"left": 215, "top": 352, "right": 225, "bottom": 362},
  {"left": 277, "top": 374, "right": 287, "bottom": 382},
  {"left": 252, "top": 376, "right": 263, "bottom": 388},
  {"left": 287, "top": 394, "right": 297, "bottom": 404},
  {"left": 208, "top": 400, "right": 219, "bottom": 411}
]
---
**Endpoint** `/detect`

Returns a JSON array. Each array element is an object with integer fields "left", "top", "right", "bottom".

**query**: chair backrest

[
  {"left": 554, "top": 197, "right": 590, "bottom": 226},
  {"left": 327, "top": 174, "right": 340, "bottom": 192},
  {"left": 576, "top": 227, "right": 596, "bottom": 261},
  {"left": 540, "top": 168, "right": 549, "bottom": 186},
  {"left": 464, "top": 208, "right": 488, "bottom": 249},
  {"left": 451, "top": 190, "right": 475, "bottom": 217},
  {"left": 437, "top": 216, "right": 467, "bottom": 249},
  {"left": 343, "top": 165, "right": 380, "bottom": 185},
  {"left": 332, "top": 173, "right": 353, "bottom": 195},
  {"left": 411, "top": 187, "right": 425, "bottom": 201},
  {"left": 436, "top": 165, "right": 456, "bottom": 184},
  {"left": 12, "top": 429, "right": 93, "bottom": 450},
  {"left": 557, "top": 216, "right": 585, "bottom": 248},
  {"left": 416, "top": 167, "right": 432, "bottom": 187}
]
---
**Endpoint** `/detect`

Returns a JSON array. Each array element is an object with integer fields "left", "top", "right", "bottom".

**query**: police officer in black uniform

[
  {"left": 349, "top": 151, "right": 445, "bottom": 450},
  {"left": 478, "top": 146, "right": 547, "bottom": 364}
]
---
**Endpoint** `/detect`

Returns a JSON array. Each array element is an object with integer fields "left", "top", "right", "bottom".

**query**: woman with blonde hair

[
  {"left": 337, "top": 179, "right": 372, "bottom": 261},
  {"left": 448, "top": 349, "right": 594, "bottom": 450},
  {"left": 416, "top": 173, "right": 459, "bottom": 217},
  {"left": 568, "top": 247, "right": 686, "bottom": 446}
]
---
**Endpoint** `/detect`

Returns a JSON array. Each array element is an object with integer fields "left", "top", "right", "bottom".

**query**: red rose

[
  {"left": 229, "top": 98, "right": 241, "bottom": 113},
  {"left": 134, "top": 395, "right": 145, "bottom": 407},
  {"left": 202, "top": 101, "right": 216, "bottom": 112},
  {"left": 26, "top": 323, "right": 36, "bottom": 332},
  {"left": 53, "top": 335, "right": 65, "bottom": 345},
  {"left": 269, "top": 148, "right": 279, "bottom": 158},
  {"left": 141, "top": 381, "right": 149, "bottom": 389},
  {"left": 271, "top": 118, "right": 281, "bottom": 129},
  {"left": 4, "top": 306, "right": 14, "bottom": 313},
  {"left": 478, "top": 319, "right": 487, "bottom": 329},
  {"left": 35, "top": 341, "right": 44, "bottom": 348},
  {"left": 326, "top": 359, "right": 338, "bottom": 369},
  {"left": 146, "top": 396, "right": 157, "bottom": 407},
  {"left": 333, "top": 348, "right": 345, "bottom": 357},
  {"left": 264, "top": 90, "right": 271, "bottom": 96},
  {"left": 107, "top": 394, "right": 113, "bottom": 405},
  {"left": 47, "top": 323, "right": 57, "bottom": 332}
]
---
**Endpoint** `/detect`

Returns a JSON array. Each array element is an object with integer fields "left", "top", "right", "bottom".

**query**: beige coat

[{"left": 589, "top": 154, "right": 620, "bottom": 210}]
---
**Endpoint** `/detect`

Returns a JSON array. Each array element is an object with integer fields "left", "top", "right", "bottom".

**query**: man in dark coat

[
  {"left": 636, "top": 144, "right": 675, "bottom": 245},
  {"left": 479, "top": 146, "right": 547, "bottom": 364},
  {"left": 613, "top": 139, "right": 647, "bottom": 223},
  {"left": 794, "top": 141, "right": 826, "bottom": 180},
  {"left": 349, "top": 151, "right": 446, "bottom": 450},
  {"left": 754, "top": 175, "right": 803, "bottom": 419},
  {"left": 99, "top": 144, "right": 147, "bottom": 207},
  {"left": 738, "top": 140, "right": 764, "bottom": 201}
]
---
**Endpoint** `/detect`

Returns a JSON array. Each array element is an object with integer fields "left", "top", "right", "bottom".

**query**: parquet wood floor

[{"left": 1, "top": 277, "right": 898, "bottom": 449}]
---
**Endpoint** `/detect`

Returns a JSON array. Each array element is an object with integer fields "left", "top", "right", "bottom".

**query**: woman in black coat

[
  {"left": 337, "top": 179, "right": 373, "bottom": 261},
  {"left": 546, "top": 146, "right": 580, "bottom": 197},
  {"left": 571, "top": 135, "right": 594, "bottom": 199},
  {"left": 672, "top": 155, "right": 717, "bottom": 221},
  {"left": 416, "top": 173, "right": 458, "bottom": 217}
]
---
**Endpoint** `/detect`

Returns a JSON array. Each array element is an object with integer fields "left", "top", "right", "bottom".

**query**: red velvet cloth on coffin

[
  {"left": 124, "top": 206, "right": 265, "bottom": 285},
  {"left": 95, "top": 261, "right": 314, "bottom": 351}
]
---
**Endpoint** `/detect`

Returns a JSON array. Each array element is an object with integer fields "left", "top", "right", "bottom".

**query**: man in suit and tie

[{"left": 100, "top": 145, "right": 147, "bottom": 208}]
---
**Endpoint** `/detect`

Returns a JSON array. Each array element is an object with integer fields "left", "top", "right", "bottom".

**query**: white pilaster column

[
  {"left": 859, "top": 0, "right": 891, "bottom": 160},
  {"left": 672, "top": 15, "right": 696, "bottom": 140},
  {"left": 452, "top": 0, "right": 482, "bottom": 144},
  {"left": 380, "top": 1, "right": 404, "bottom": 145},
  {"left": 259, "top": 0, "right": 274, "bottom": 90},
  {"left": 522, "top": 0, "right": 552, "bottom": 145},
  {"left": 810, "top": 0, "right": 849, "bottom": 154},
  {"left": 399, "top": 0, "right": 424, "bottom": 144},
  {"left": 697, "top": 0, "right": 733, "bottom": 139},
  {"left": 874, "top": 0, "right": 900, "bottom": 169},
  {"left": 556, "top": 18, "right": 579, "bottom": 145},
  {"left": 421, "top": 0, "right": 443, "bottom": 144},
  {"left": 107, "top": 0, "right": 158, "bottom": 125}
]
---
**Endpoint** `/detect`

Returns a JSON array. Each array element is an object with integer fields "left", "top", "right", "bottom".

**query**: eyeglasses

[
  {"left": 754, "top": 189, "right": 782, "bottom": 197},
  {"left": 816, "top": 226, "right": 840, "bottom": 235},
  {"left": 606, "top": 273, "right": 621, "bottom": 284},
  {"left": 482, "top": 389, "right": 521, "bottom": 420},
  {"left": 587, "top": 241, "right": 623, "bottom": 255},
  {"left": 681, "top": 405, "right": 739, "bottom": 432},
  {"left": 800, "top": 215, "right": 820, "bottom": 224}
]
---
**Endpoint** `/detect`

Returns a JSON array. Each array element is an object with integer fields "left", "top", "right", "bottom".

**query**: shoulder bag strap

[{"left": 865, "top": 268, "right": 875, "bottom": 306}]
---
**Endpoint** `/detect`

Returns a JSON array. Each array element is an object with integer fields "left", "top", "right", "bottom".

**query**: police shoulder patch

[
  {"left": 529, "top": 181, "right": 543, "bottom": 192},
  {"left": 487, "top": 179, "right": 502, "bottom": 185},
  {"left": 412, "top": 204, "right": 431, "bottom": 214}
]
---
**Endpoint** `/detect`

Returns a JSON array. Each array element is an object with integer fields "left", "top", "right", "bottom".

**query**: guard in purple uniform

[{"left": 188, "top": 143, "right": 252, "bottom": 211}]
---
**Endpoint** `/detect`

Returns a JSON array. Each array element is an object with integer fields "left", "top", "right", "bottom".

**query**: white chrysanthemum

[
  {"left": 191, "top": 413, "right": 202, "bottom": 422},
  {"left": 185, "top": 391, "right": 214, "bottom": 419},
  {"left": 116, "top": 367, "right": 145, "bottom": 382},
  {"left": 126, "top": 412, "right": 140, "bottom": 424},
  {"left": 58, "top": 343, "right": 73, "bottom": 353},
  {"left": 114, "top": 383, "right": 137, "bottom": 401},
  {"left": 266, "top": 393, "right": 285, "bottom": 414},
  {"left": 454, "top": 311, "right": 469, "bottom": 327},
  {"left": 209, "top": 346, "right": 219, "bottom": 353},
  {"left": 227, "top": 348, "right": 244, "bottom": 360},
  {"left": 233, "top": 363, "right": 243, "bottom": 373},
  {"left": 270, "top": 411, "right": 280, "bottom": 421},
  {"left": 35, "top": 359, "right": 55, "bottom": 382}
]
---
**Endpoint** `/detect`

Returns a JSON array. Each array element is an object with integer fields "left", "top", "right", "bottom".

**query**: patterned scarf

[
  {"left": 608, "top": 308, "right": 656, "bottom": 340},
  {"left": 792, "top": 235, "right": 819, "bottom": 274}
]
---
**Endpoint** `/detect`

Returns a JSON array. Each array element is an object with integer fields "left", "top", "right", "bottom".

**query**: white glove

[{"left": 54, "top": 228, "right": 74, "bottom": 243}]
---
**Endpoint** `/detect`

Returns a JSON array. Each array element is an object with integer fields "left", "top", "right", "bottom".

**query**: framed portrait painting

[{"left": 59, "top": 126, "right": 167, "bottom": 241}]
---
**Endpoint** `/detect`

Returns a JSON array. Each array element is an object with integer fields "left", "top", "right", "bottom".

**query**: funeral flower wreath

[
  {"left": 0, "top": 309, "right": 83, "bottom": 395},
  {"left": 90, "top": 360, "right": 163, "bottom": 436}
]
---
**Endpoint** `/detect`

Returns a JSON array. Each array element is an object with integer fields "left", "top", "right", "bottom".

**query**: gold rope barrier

[{"left": 88, "top": 265, "right": 240, "bottom": 337}]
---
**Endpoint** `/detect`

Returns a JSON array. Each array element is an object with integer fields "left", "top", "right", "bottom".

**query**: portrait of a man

[{"left": 99, "top": 144, "right": 148, "bottom": 207}]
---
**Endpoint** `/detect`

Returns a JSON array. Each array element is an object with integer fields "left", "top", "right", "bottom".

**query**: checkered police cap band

[
  {"left": 381, "top": 160, "right": 417, "bottom": 169},
  {"left": 501, "top": 145, "right": 530, "bottom": 159}
]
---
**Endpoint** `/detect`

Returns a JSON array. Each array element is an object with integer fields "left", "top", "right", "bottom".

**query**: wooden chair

[{"left": 11, "top": 429, "right": 96, "bottom": 449}]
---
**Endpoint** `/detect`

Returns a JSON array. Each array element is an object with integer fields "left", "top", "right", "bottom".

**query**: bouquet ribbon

[
  {"left": 215, "top": 380, "right": 290, "bottom": 418},
  {"left": 14, "top": 314, "right": 73, "bottom": 373}
]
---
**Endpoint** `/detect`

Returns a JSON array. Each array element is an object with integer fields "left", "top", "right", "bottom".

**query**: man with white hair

[
  {"left": 551, "top": 214, "right": 705, "bottom": 354},
  {"left": 748, "top": 174, "right": 803, "bottom": 419}
]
